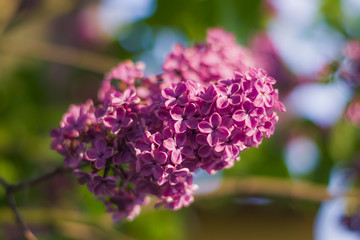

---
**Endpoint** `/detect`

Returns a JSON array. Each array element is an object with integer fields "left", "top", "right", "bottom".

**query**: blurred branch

[
  {"left": 0, "top": 177, "right": 37, "bottom": 240},
  {"left": 0, "top": 207, "right": 135, "bottom": 240},
  {"left": 0, "top": 36, "right": 119, "bottom": 73},
  {"left": 0, "top": 166, "right": 73, "bottom": 240},
  {"left": 0, "top": 0, "right": 20, "bottom": 36},
  {"left": 1, "top": 172, "right": 355, "bottom": 238},
  {"left": 196, "top": 176, "right": 358, "bottom": 202},
  {"left": 11, "top": 166, "right": 72, "bottom": 192}
]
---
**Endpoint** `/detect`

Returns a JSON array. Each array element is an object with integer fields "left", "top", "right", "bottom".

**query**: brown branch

[
  {"left": 10, "top": 166, "right": 72, "bottom": 192},
  {"left": 196, "top": 176, "right": 358, "bottom": 203},
  {"left": 0, "top": 0, "right": 20, "bottom": 37},
  {"left": 0, "top": 36, "right": 119, "bottom": 74},
  {"left": 0, "top": 166, "right": 73, "bottom": 239}
]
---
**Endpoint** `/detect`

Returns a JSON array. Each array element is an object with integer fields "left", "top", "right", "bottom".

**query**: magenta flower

[
  {"left": 103, "top": 107, "right": 133, "bottom": 134},
  {"left": 232, "top": 100, "right": 263, "bottom": 128},
  {"left": 139, "top": 151, "right": 167, "bottom": 181},
  {"left": 91, "top": 175, "right": 117, "bottom": 196},
  {"left": 216, "top": 83, "right": 242, "bottom": 109},
  {"left": 163, "top": 133, "right": 193, "bottom": 165},
  {"left": 198, "top": 113, "right": 230, "bottom": 146},
  {"left": 60, "top": 100, "right": 95, "bottom": 137},
  {"left": 253, "top": 79, "right": 275, "bottom": 108},
  {"left": 51, "top": 28, "right": 285, "bottom": 222},
  {"left": 161, "top": 83, "right": 188, "bottom": 108},
  {"left": 64, "top": 142, "right": 86, "bottom": 168},
  {"left": 85, "top": 138, "right": 114, "bottom": 169},
  {"left": 170, "top": 103, "right": 198, "bottom": 133},
  {"left": 214, "top": 129, "right": 245, "bottom": 157},
  {"left": 164, "top": 166, "right": 192, "bottom": 186},
  {"left": 73, "top": 169, "right": 92, "bottom": 191}
]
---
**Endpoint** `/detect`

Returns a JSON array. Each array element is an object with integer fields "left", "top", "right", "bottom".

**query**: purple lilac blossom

[{"left": 51, "top": 28, "right": 285, "bottom": 222}]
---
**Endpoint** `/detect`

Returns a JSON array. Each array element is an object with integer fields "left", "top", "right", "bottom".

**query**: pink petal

[
  {"left": 198, "top": 145, "right": 212, "bottom": 157},
  {"left": 171, "top": 150, "right": 182, "bottom": 165},
  {"left": 141, "top": 152, "right": 154, "bottom": 163},
  {"left": 185, "top": 118, "right": 198, "bottom": 129},
  {"left": 216, "top": 96, "right": 229, "bottom": 109},
  {"left": 210, "top": 113, "right": 222, "bottom": 128},
  {"left": 95, "top": 158, "right": 106, "bottom": 169},
  {"left": 141, "top": 164, "right": 153, "bottom": 176},
  {"left": 174, "top": 83, "right": 187, "bottom": 96},
  {"left": 153, "top": 165, "right": 164, "bottom": 180},
  {"left": 85, "top": 149, "right": 98, "bottom": 161},
  {"left": 245, "top": 116, "right": 257, "bottom": 128},
  {"left": 229, "top": 83, "right": 240, "bottom": 95},
  {"left": 175, "top": 133, "right": 187, "bottom": 146},
  {"left": 170, "top": 107, "right": 183, "bottom": 120},
  {"left": 198, "top": 121, "right": 212, "bottom": 133},
  {"left": 165, "top": 99, "right": 176, "bottom": 108},
  {"left": 184, "top": 103, "right": 196, "bottom": 117},
  {"left": 174, "top": 120, "right": 187, "bottom": 133},
  {"left": 181, "top": 145, "right": 193, "bottom": 157},
  {"left": 95, "top": 138, "right": 107, "bottom": 152},
  {"left": 115, "top": 107, "right": 126, "bottom": 120},
  {"left": 93, "top": 183, "right": 104, "bottom": 195},
  {"left": 217, "top": 127, "right": 230, "bottom": 139},
  {"left": 104, "top": 147, "right": 114, "bottom": 158},
  {"left": 253, "top": 95, "right": 264, "bottom": 107},
  {"left": 121, "top": 117, "right": 133, "bottom": 127},
  {"left": 163, "top": 138, "right": 176, "bottom": 151},
  {"left": 232, "top": 110, "right": 247, "bottom": 122},
  {"left": 162, "top": 88, "right": 175, "bottom": 99},
  {"left": 229, "top": 95, "right": 241, "bottom": 105},
  {"left": 214, "top": 143, "right": 225, "bottom": 153},
  {"left": 207, "top": 132, "right": 219, "bottom": 146},
  {"left": 155, "top": 151, "right": 167, "bottom": 165}
]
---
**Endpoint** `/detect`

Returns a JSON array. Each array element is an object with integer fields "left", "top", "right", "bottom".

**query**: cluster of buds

[{"left": 51, "top": 28, "right": 285, "bottom": 221}]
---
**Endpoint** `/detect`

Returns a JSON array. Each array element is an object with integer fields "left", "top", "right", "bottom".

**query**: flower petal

[
  {"left": 163, "top": 138, "right": 176, "bottom": 151},
  {"left": 217, "top": 127, "right": 230, "bottom": 139},
  {"left": 155, "top": 151, "right": 167, "bottom": 165},
  {"left": 162, "top": 88, "right": 175, "bottom": 99},
  {"left": 184, "top": 103, "right": 196, "bottom": 117},
  {"left": 210, "top": 113, "right": 222, "bottom": 128},
  {"left": 174, "top": 83, "right": 187, "bottom": 96},
  {"left": 170, "top": 106, "right": 183, "bottom": 120},
  {"left": 216, "top": 96, "right": 229, "bottom": 109},
  {"left": 175, "top": 133, "right": 187, "bottom": 146},
  {"left": 171, "top": 150, "right": 182, "bottom": 165},
  {"left": 232, "top": 110, "right": 247, "bottom": 122},
  {"left": 185, "top": 118, "right": 198, "bottom": 129},
  {"left": 85, "top": 149, "right": 98, "bottom": 161},
  {"left": 198, "top": 121, "right": 212, "bottom": 133},
  {"left": 207, "top": 132, "right": 219, "bottom": 146},
  {"left": 174, "top": 120, "right": 187, "bottom": 133},
  {"left": 95, "top": 157, "right": 106, "bottom": 169},
  {"left": 95, "top": 138, "right": 107, "bottom": 152},
  {"left": 198, "top": 145, "right": 212, "bottom": 157},
  {"left": 229, "top": 95, "right": 241, "bottom": 105}
]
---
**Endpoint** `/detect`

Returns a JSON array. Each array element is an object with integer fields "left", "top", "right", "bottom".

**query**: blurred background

[{"left": 0, "top": 0, "right": 359, "bottom": 239}]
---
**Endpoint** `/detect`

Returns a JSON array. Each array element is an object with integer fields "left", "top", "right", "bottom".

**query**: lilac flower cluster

[
  {"left": 161, "top": 28, "right": 254, "bottom": 86},
  {"left": 51, "top": 28, "right": 285, "bottom": 221}
]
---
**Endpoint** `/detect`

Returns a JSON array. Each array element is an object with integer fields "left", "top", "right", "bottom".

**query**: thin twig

[
  {"left": 0, "top": 0, "right": 20, "bottom": 37},
  {"left": 0, "top": 176, "right": 9, "bottom": 188},
  {"left": 0, "top": 167, "right": 73, "bottom": 239},
  {"left": 196, "top": 176, "right": 359, "bottom": 203},
  {"left": 6, "top": 191, "right": 37, "bottom": 240},
  {"left": 0, "top": 36, "right": 119, "bottom": 73},
  {"left": 11, "top": 166, "right": 72, "bottom": 192}
]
